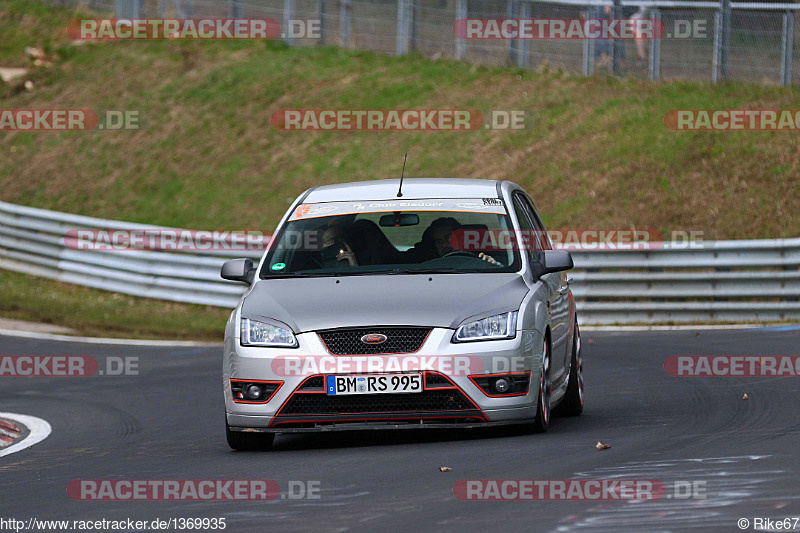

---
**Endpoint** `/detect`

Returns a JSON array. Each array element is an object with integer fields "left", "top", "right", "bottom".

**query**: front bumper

[{"left": 224, "top": 327, "right": 544, "bottom": 432}]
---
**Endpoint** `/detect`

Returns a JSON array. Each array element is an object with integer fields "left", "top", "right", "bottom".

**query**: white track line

[
  {"left": 0, "top": 328, "right": 220, "bottom": 346},
  {"left": 0, "top": 413, "right": 51, "bottom": 458}
]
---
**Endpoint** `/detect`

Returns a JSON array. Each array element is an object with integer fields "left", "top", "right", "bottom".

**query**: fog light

[
  {"left": 244, "top": 384, "right": 263, "bottom": 400},
  {"left": 493, "top": 377, "right": 513, "bottom": 394}
]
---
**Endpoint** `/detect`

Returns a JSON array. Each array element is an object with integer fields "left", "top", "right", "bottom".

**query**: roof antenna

[{"left": 397, "top": 153, "right": 407, "bottom": 197}]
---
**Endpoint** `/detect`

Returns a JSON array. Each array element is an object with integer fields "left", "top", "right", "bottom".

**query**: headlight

[
  {"left": 453, "top": 311, "right": 518, "bottom": 342},
  {"left": 240, "top": 318, "right": 298, "bottom": 347}
]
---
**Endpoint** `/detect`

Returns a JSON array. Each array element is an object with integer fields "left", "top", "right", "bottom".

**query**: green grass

[
  {"left": 0, "top": 0, "right": 799, "bottom": 337},
  {"left": 0, "top": 270, "right": 229, "bottom": 340}
]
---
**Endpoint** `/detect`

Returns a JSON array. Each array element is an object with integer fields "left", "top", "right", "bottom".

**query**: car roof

[{"left": 303, "top": 178, "right": 506, "bottom": 203}]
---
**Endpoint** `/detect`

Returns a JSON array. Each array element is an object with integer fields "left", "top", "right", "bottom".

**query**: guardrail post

[
  {"left": 720, "top": 0, "right": 731, "bottom": 80},
  {"left": 612, "top": 0, "right": 622, "bottom": 73},
  {"left": 455, "top": 0, "right": 467, "bottom": 60},
  {"left": 781, "top": 8, "right": 793, "bottom": 86},
  {"left": 712, "top": 11, "right": 721, "bottom": 83},
  {"left": 649, "top": 8, "right": 661, "bottom": 80},
  {"left": 340, "top": 0, "right": 351, "bottom": 48}
]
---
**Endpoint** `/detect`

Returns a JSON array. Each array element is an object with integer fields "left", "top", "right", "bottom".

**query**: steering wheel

[{"left": 442, "top": 250, "right": 480, "bottom": 259}]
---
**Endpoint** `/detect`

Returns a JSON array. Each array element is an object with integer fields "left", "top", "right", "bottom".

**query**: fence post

[
  {"left": 317, "top": 0, "right": 327, "bottom": 43},
  {"left": 455, "top": 0, "right": 467, "bottom": 60},
  {"left": 115, "top": 0, "right": 141, "bottom": 18},
  {"left": 712, "top": 10, "right": 721, "bottom": 83},
  {"left": 397, "top": 0, "right": 410, "bottom": 55},
  {"left": 720, "top": 0, "right": 731, "bottom": 80},
  {"left": 649, "top": 8, "right": 661, "bottom": 81},
  {"left": 781, "top": 9, "right": 793, "bottom": 86},
  {"left": 612, "top": 0, "right": 622, "bottom": 73},
  {"left": 228, "top": 0, "right": 242, "bottom": 18},
  {"left": 411, "top": 0, "right": 419, "bottom": 52},
  {"left": 340, "top": 0, "right": 351, "bottom": 48},
  {"left": 518, "top": 1, "right": 530, "bottom": 68},
  {"left": 583, "top": 37, "right": 595, "bottom": 75},
  {"left": 284, "top": 0, "right": 295, "bottom": 46},
  {"left": 508, "top": 0, "right": 519, "bottom": 65}
]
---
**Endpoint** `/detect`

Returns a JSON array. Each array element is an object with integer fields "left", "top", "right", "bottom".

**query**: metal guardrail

[{"left": 0, "top": 200, "right": 798, "bottom": 324}]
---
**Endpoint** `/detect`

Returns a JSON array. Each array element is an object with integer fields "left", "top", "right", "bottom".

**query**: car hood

[{"left": 241, "top": 273, "right": 529, "bottom": 333}]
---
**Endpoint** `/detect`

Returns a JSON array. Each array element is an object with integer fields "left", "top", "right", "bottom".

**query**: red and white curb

[
  {"left": 0, "top": 418, "right": 20, "bottom": 446},
  {"left": 0, "top": 413, "right": 51, "bottom": 458}
]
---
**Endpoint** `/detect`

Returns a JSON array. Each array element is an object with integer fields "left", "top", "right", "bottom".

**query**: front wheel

[
  {"left": 226, "top": 421, "right": 274, "bottom": 451},
  {"left": 530, "top": 338, "right": 551, "bottom": 433},
  {"left": 554, "top": 324, "right": 584, "bottom": 417}
]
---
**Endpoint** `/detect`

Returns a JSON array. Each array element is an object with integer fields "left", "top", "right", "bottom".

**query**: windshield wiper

[
  {"left": 263, "top": 271, "right": 339, "bottom": 279},
  {"left": 393, "top": 267, "right": 484, "bottom": 274}
]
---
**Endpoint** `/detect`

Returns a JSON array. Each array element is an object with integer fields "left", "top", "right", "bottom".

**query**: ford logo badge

[{"left": 360, "top": 333, "right": 387, "bottom": 345}]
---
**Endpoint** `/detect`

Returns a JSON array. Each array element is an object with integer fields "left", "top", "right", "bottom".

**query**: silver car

[{"left": 221, "top": 178, "right": 582, "bottom": 450}]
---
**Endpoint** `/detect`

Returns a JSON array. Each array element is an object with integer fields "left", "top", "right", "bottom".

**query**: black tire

[
  {"left": 554, "top": 324, "right": 584, "bottom": 417},
  {"left": 530, "top": 336, "right": 552, "bottom": 433},
  {"left": 226, "top": 421, "right": 275, "bottom": 451}
]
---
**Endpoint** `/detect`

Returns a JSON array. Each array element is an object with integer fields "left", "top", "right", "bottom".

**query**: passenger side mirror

[
  {"left": 221, "top": 258, "right": 256, "bottom": 284},
  {"left": 540, "top": 250, "right": 573, "bottom": 275}
]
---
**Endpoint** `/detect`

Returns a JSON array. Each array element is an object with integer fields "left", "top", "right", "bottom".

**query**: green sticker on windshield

[{"left": 271, "top": 262, "right": 286, "bottom": 271}]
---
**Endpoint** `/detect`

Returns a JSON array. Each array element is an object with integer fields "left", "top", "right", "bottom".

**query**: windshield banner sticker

[{"left": 290, "top": 199, "right": 506, "bottom": 220}]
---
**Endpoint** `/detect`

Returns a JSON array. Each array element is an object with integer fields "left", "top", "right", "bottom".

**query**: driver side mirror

[
  {"left": 221, "top": 258, "right": 256, "bottom": 284},
  {"left": 539, "top": 250, "right": 573, "bottom": 275}
]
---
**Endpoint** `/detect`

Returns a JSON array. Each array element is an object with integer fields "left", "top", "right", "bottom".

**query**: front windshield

[{"left": 260, "top": 198, "right": 522, "bottom": 278}]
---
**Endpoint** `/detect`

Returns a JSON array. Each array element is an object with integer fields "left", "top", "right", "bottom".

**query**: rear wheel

[
  {"left": 226, "top": 421, "right": 274, "bottom": 451},
  {"left": 554, "top": 324, "right": 584, "bottom": 417},
  {"left": 530, "top": 338, "right": 551, "bottom": 433}
]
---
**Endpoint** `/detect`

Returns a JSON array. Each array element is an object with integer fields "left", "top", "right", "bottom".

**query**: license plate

[{"left": 325, "top": 374, "right": 423, "bottom": 395}]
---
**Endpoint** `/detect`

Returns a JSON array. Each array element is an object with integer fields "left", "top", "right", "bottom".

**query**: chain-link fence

[{"left": 42, "top": 0, "right": 800, "bottom": 85}]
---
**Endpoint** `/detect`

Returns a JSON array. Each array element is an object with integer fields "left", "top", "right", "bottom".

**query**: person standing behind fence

[
  {"left": 630, "top": 6, "right": 651, "bottom": 63},
  {"left": 590, "top": 4, "right": 614, "bottom": 68}
]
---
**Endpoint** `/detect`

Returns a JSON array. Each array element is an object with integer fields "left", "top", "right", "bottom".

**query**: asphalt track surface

[{"left": 1, "top": 328, "right": 799, "bottom": 532}]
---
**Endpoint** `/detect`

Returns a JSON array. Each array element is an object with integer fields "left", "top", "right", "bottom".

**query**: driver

[
  {"left": 428, "top": 217, "right": 499, "bottom": 265},
  {"left": 319, "top": 224, "right": 358, "bottom": 267}
]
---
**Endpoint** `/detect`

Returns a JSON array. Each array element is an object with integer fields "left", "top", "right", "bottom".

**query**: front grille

[
  {"left": 279, "top": 389, "right": 475, "bottom": 415},
  {"left": 318, "top": 327, "right": 431, "bottom": 355}
]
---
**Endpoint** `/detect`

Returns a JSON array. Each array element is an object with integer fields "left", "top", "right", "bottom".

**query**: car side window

[
  {"left": 520, "top": 195, "right": 552, "bottom": 251},
  {"left": 512, "top": 193, "right": 541, "bottom": 264}
]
